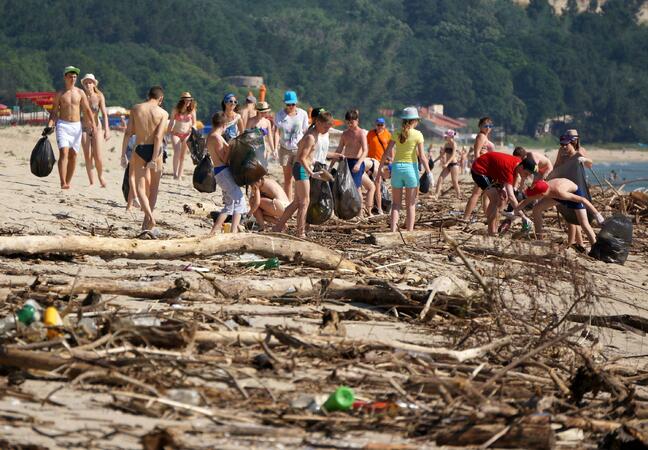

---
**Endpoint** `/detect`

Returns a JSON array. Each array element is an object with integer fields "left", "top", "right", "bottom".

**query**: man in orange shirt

[{"left": 366, "top": 117, "right": 391, "bottom": 213}]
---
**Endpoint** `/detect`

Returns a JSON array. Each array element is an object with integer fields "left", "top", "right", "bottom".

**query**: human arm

[
  {"left": 44, "top": 93, "right": 60, "bottom": 134},
  {"left": 353, "top": 132, "right": 369, "bottom": 173},
  {"left": 120, "top": 118, "right": 134, "bottom": 168},
  {"left": 237, "top": 114, "right": 244, "bottom": 135},
  {"left": 577, "top": 156, "right": 593, "bottom": 169},
  {"left": 416, "top": 142, "right": 431, "bottom": 174},
  {"left": 297, "top": 136, "right": 316, "bottom": 178},
  {"left": 80, "top": 92, "right": 97, "bottom": 133},
  {"left": 472, "top": 134, "right": 485, "bottom": 160},
  {"left": 99, "top": 93, "right": 110, "bottom": 140},
  {"left": 374, "top": 141, "right": 395, "bottom": 186},
  {"left": 249, "top": 185, "right": 261, "bottom": 215},
  {"left": 150, "top": 113, "right": 168, "bottom": 170},
  {"left": 167, "top": 108, "right": 176, "bottom": 134},
  {"left": 192, "top": 110, "right": 197, "bottom": 128}
]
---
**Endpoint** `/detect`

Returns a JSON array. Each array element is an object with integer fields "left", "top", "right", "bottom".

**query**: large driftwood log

[
  {"left": 0, "top": 233, "right": 356, "bottom": 272},
  {"left": 435, "top": 420, "right": 555, "bottom": 449}
]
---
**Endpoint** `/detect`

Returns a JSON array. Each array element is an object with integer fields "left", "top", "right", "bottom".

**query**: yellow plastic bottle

[{"left": 43, "top": 307, "right": 63, "bottom": 339}]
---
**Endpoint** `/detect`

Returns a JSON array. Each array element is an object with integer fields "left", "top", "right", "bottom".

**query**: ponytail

[{"left": 399, "top": 119, "right": 414, "bottom": 144}]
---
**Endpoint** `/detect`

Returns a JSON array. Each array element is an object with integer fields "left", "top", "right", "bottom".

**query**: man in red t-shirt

[{"left": 468, "top": 151, "right": 529, "bottom": 235}]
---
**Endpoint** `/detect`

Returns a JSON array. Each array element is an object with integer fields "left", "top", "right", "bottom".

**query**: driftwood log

[{"left": 0, "top": 233, "right": 356, "bottom": 272}]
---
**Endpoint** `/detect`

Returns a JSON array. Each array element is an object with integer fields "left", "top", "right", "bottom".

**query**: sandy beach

[{"left": 1, "top": 125, "right": 648, "bottom": 448}]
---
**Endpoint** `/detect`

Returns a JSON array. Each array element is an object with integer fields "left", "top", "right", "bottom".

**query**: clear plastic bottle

[{"left": 165, "top": 389, "right": 201, "bottom": 406}]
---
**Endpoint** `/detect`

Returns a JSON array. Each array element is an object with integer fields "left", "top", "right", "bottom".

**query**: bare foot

[
  {"left": 62, "top": 184, "right": 70, "bottom": 190},
  {"left": 99, "top": 177, "right": 107, "bottom": 188}
]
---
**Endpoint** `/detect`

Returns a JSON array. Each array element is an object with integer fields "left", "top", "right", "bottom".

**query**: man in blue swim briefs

[
  {"left": 514, "top": 177, "right": 605, "bottom": 249},
  {"left": 332, "top": 109, "right": 369, "bottom": 213}
]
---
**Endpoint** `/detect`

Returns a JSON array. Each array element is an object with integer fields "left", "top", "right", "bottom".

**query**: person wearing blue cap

[
  {"left": 374, "top": 107, "right": 432, "bottom": 231},
  {"left": 44, "top": 66, "right": 97, "bottom": 189},
  {"left": 275, "top": 90, "right": 309, "bottom": 201}
]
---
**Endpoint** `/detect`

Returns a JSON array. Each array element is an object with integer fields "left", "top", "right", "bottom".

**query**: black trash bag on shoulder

[
  {"left": 30, "top": 136, "right": 56, "bottom": 177},
  {"left": 307, "top": 162, "right": 334, "bottom": 225},
  {"left": 229, "top": 128, "right": 267, "bottom": 186},
  {"left": 121, "top": 164, "right": 130, "bottom": 203},
  {"left": 332, "top": 160, "right": 362, "bottom": 220},
  {"left": 589, "top": 214, "right": 633, "bottom": 264},
  {"left": 187, "top": 128, "right": 206, "bottom": 165},
  {"left": 419, "top": 172, "right": 430, "bottom": 194},
  {"left": 193, "top": 154, "right": 216, "bottom": 193},
  {"left": 380, "top": 182, "right": 392, "bottom": 213}
]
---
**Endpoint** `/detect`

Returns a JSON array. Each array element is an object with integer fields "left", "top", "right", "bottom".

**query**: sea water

[{"left": 588, "top": 161, "right": 648, "bottom": 191}]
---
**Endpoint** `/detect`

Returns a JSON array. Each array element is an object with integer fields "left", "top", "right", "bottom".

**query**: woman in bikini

[
  {"left": 463, "top": 116, "right": 495, "bottom": 220},
  {"left": 221, "top": 93, "right": 244, "bottom": 142},
  {"left": 167, "top": 92, "right": 197, "bottom": 180},
  {"left": 434, "top": 129, "right": 461, "bottom": 198},
  {"left": 80, "top": 74, "right": 110, "bottom": 187}
]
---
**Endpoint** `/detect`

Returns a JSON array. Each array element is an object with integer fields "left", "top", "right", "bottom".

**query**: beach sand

[{"left": 1, "top": 126, "right": 648, "bottom": 448}]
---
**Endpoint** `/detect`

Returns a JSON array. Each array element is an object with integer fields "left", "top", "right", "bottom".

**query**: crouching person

[
  {"left": 249, "top": 176, "right": 290, "bottom": 231},
  {"left": 207, "top": 112, "right": 249, "bottom": 234},
  {"left": 514, "top": 178, "right": 605, "bottom": 247}
]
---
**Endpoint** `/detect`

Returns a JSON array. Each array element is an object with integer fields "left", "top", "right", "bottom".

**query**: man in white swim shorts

[{"left": 44, "top": 66, "right": 96, "bottom": 189}]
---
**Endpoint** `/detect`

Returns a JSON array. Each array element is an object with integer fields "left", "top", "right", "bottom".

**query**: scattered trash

[
  {"left": 322, "top": 386, "right": 355, "bottom": 412},
  {"left": 246, "top": 257, "right": 280, "bottom": 269}
]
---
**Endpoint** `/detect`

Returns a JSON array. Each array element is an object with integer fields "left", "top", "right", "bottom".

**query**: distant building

[{"left": 223, "top": 76, "right": 264, "bottom": 88}]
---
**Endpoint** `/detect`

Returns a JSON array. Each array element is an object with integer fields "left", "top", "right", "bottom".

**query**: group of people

[{"left": 43, "top": 66, "right": 605, "bottom": 250}]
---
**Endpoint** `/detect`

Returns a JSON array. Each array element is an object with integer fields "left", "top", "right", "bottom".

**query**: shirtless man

[
  {"left": 44, "top": 66, "right": 96, "bottom": 189},
  {"left": 249, "top": 176, "right": 289, "bottom": 230},
  {"left": 121, "top": 86, "right": 168, "bottom": 232},
  {"left": 240, "top": 94, "right": 257, "bottom": 129},
  {"left": 513, "top": 146, "right": 554, "bottom": 187},
  {"left": 332, "top": 109, "right": 369, "bottom": 208},
  {"left": 273, "top": 111, "right": 334, "bottom": 237},
  {"left": 514, "top": 177, "right": 604, "bottom": 247}
]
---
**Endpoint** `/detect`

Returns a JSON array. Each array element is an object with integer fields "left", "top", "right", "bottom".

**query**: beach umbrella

[{"left": 0, "top": 104, "right": 8, "bottom": 110}]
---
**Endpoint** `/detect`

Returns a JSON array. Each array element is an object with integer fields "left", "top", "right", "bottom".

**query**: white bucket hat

[
  {"left": 400, "top": 106, "right": 420, "bottom": 120},
  {"left": 81, "top": 73, "right": 98, "bottom": 85}
]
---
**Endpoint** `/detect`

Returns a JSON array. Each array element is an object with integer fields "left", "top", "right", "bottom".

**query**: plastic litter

[
  {"left": 246, "top": 257, "right": 280, "bottom": 270},
  {"left": 165, "top": 389, "right": 201, "bottom": 406},
  {"left": 0, "top": 300, "right": 42, "bottom": 335},
  {"left": 322, "top": 386, "right": 355, "bottom": 412}
]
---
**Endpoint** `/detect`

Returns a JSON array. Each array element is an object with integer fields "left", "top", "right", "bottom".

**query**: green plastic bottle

[
  {"left": 322, "top": 386, "right": 355, "bottom": 412},
  {"left": 247, "top": 257, "right": 280, "bottom": 270}
]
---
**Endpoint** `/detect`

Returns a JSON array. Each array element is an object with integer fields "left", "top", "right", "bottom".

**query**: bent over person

[
  {"left": 122, "top": 86, "right": 169, "bottom": 233},
  {"left": 45, "top": 66, "right": 96, "bottom": 189}
]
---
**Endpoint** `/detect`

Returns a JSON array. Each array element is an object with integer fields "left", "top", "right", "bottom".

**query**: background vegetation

[{"left": 1, "top": 0, "right": 647, "bottom": 141}]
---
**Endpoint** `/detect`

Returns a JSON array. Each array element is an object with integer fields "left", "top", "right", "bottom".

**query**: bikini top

[
  {"left": 174, "top": 112, "right": 192, "bottom": 122},
  {"left": 444, "top": 145, "right": 454, "bottom": 154}
]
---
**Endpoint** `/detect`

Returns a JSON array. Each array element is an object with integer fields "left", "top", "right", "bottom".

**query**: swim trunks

[
  {"left": 55, "top": 119, "right": 82, "bottom": 152},
  {"left": 213, "top": 165, "right": 228, "bottom": 175},
  {"left": 554, "top": 187, "right": 586, "bottom": 209},
  {"left": 134, "top": 144, "right": 155, "bottom": 163},
  {"left": 292, "top": 162, "right": 309, "bottom": 181},
  {"left": 471, "top": 170, "right": 495, "bottom": 190},
  {"left": 346, "top": 158, "right": 365, "bottom": 188},
  {"left": 391, "top": 162, "right": 418, "bottom": 189}
]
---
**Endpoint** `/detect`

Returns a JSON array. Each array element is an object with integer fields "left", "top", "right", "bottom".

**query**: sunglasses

[
  {"left": 482, "top": 124, "right": 494, "bottom": 129},
  {"left": 285, "top": 103, "right": 296, "bottom": 107},
  {"left": 376, "top": 123, "right": 385, "bottom": 127},
  {"left": 226, "top": 100, "right": 238, "bottom": 104}
]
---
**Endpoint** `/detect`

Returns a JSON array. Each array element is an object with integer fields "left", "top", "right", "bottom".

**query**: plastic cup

[
  {"left": 322, "top": 386, "right": 355, "bottom": 412},
  {"left": 222, "top": 223, "right": 231, "bottom": 233}
]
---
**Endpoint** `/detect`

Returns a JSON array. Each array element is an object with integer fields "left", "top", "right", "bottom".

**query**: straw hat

[
  {"left": 180, "top": 92, "right": 193, "bottom": 99},
  {"left": 566, "top": 129, "right": 579, "bottom": 137},
  {"left": 255, "top": 101, "right": 271, "bottom": 112},
  {"left": 81, "top": 73, "right": 98, "bottom": 85}
]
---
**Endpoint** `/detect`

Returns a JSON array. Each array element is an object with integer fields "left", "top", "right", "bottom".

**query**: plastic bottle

[
  {"left": 165, "top": 389, "right": 201, "bottom": 406},
  {"left": 0, "top": 300, "right": 42, "bottom": 335},
  {"left": 322, "top": 386, "right": 355, "bottom": 412},
  {"left": 44, "top": 306, "right": 63, "bottom": 339},
  {"left": 247, "top": 257, "right": 280, "bottom": 270}
]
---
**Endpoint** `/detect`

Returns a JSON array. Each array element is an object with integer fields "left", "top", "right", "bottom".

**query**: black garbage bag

[
  {"left": 380, "top": 182, "right": 392, "bottom": 213},
  {"left": 121, "top": 164, "right": 130, "bottom": 202},
  {"left": 30, "top": 136, "right": 56, "bottom": 177},
  {"left": 307, "top": 162, "right": 334, "bottom": 225},
  {"left": 187, "top": 128, "right": 206, "bottom": 165},
  {"left": 589, "top": 214, "right": 633, "bottom": 264},
  {"left": 332, "top": 160, "right": 362, "bottom": 220},
  {"left": 419, "top": 172, "right": 430, "bottom": 193},
  {"left": 229, "top": 128, "right": 267, "bottom": 186},
  {"left": 192, "top": 154, "right": 216, "bottom": 193}
]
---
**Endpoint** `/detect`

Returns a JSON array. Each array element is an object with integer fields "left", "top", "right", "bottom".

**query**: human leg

[
  {"left": 450, "top": 166, "right": 461, "bottom": 198},
  {"left": 575, "top": 210, "right": 596, "bottom": 245},
  {"left": 531, "top": 198, "right": 557, "bottom": 239},
  {"left": 362, "top": 173, "right": 375, "bottom": 215},
  {"left": 282, "top": 165, "right": 293, "bottom": 202},
  {"left": 65, "top": 150, "right": 77, "bottom": 187},
  {"left": 404, "top": 187, "right": 418, "bottom": 231},
  {"left": 132, "top": 153, "right": 155, "bottom": 230},
  {"left": 390, "top": 188, "right": 403, "bottom": 232},
  {"left": 58, "top": 148, "right": 70, "bottom": 189},
  {"left": 463, "top": 185, "right": 481, "bottom": 220},
  {"left": 91, "top": 130, "right": 106, "bottom": 187},
  {"left": 294, "top": 179, "right": 310, "bottom": 237},
  {"left": 81, "top": 132, "right": 94, "bottom": 185},
  {"left": 484, "top": 188, "right": 501, "bottom": 236},
  {"left": 171, "top": 135, "right": 182, "bottom": 179},
  {"left": 231, "top": 213, "right": 242, "bottom": 233},
  {"left": 435, "top": 168, "right": 449, "bottom": 196},
  {"left": 148, "top": 155, "right": 163, "bottom": 212},
  {"left": 176, "top": 140, "right": 189, "bottom": 181}
]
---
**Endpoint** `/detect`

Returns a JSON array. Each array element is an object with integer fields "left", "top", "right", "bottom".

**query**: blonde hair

[{"left": 399, "top": 119, "right": 416, "bottom": 144}]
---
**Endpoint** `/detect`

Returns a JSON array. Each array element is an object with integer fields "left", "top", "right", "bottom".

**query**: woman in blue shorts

[{"left": 374, "top": 107, "right": 432, "bottom": 231}]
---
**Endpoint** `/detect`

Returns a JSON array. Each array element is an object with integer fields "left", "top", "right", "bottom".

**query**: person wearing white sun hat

[
  {"left": 374, "top": 107, "right": 432, "bottom": 232},
  {"left": 80, "top": 73, "right": 110, "bottom": 187}
]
